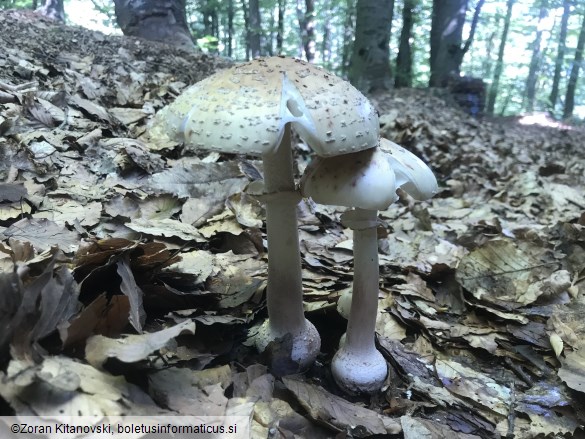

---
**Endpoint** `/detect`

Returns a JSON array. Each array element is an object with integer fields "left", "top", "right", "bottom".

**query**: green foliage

[
  {"left": 84, "top": 0, "right": 116, "bottom": 28},
  {"left": 0, "top": 0, "right": 35, "bottom": 9},
  {"left": 196, "top": 34, "right": 219, "bottom": 52},
  {"left": 462, "top": 0, "right": 584, "bottom": 117}
]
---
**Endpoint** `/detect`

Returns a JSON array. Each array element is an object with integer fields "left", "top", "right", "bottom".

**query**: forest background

[{"left": 1, "top": 0, "right": 584, "bottom": 122}]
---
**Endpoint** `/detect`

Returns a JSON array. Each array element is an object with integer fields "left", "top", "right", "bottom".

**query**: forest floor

[{"left": 1, "top": 9, "right": 584, "bottom": 439}]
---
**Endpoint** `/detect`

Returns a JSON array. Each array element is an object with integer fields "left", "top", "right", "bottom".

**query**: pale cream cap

[
  {"left": 150, "top": 57, "right": 379, "bottom": 157},
  {"left": 301, "top": 138, "right": 438, "bottom": 211}
]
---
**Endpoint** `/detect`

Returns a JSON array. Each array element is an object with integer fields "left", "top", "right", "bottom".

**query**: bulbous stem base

[
  {"left": 255, "top": 319, "right": 320, "bottom": 376},
  {"left": 331, "top": 344, "right": 387, "bottom": 394}
]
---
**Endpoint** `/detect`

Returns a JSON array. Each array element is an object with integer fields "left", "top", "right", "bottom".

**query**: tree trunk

[
  {"left": 248, "top": 0, "right": 262, "bottom": 58},
  {"left": 563, "top": 11, "right": 585, "bottom": 119},
  {"left": 395, "top": 0, "right": 415, "bottom": 88},
  {"left": 524, "top": 0, "right": 548, "bottom": 112},
  {"left": 296, "top": 0, "right": 315, "bottom": 62},
  {"left": 242, "top": 1, "right": 250, "bottom": 59},
  {"left": 202, "top": 1, "right": 212, "bottom": 36},
  {"left": 227, "top": 0, "right": 234, "bottom": 58},
  {"left": 429, "top": 0, "right": 468, "bottom": 86},
  {"left": 486, "top": 0, "right": 515, "bottom": 115},
  {"left": 266, "top": 6, "right": 275, "bottom": 55},
  {"left": 348, "top": 0, "right": 394, "bottom": 92},
  {"left": 321, "top": 8, "right": 333, "bottom": 68},
  {"left": 201, "top": 0, "right": 219, "bottom": 53},
  {"left": 482, "top": 27, "right": 498, "bottom": 79},
  {"left": 341, "top": 0, "right": 355, "bottom": 76},
  {"left": 549, "top": 0, "right": 570, "bottom": 112},
  {"left": 114, "top": 0, "right": 195, "bottom": 51},
  {"left": 277, "top": 0, "right": 285, "bottom": 53},
  {"left": 36, "top": 0, "right": 65, "bottom": 22},
  {"left": 458, "top": 0, "right": 485, "bottom": 64}
]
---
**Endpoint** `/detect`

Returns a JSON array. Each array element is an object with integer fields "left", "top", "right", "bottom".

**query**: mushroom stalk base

[
  {"left": 255, "top": 125, "right": 320, "bottom": 375},
  {"left": 332, "top": 208, "right": 387, "bottom": 393}
]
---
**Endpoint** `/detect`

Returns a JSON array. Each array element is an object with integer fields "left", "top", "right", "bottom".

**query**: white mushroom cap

[
  {"left": 301, "top": 139, "right": 438, "bottom": 211},
  {"left": 379, "top": 138, "right": 438, "bottom": 200},
  {"left": 150, "top": 56, "right": 379, "bottom": 157},
  {"left": 300, "top": 147, "right": 399, "bottom": 211}
]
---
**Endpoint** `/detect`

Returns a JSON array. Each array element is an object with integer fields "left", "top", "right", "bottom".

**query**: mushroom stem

[
  {"left": 256, "top": 124, "right": 320, "bottom": 375},
  {"left": 262, "top": 124, "right": 305, "bottom": 333},
  {"left": 345, "top": 208, "right": 380, "bottom": 352},
  {"left": 331, "top": 207, "right": 387, "bottom": 393}
]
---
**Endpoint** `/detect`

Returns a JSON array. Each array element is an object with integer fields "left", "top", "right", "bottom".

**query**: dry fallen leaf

[
  {"left": 148, "top": 365, "right": 233, "bottom": 416},
  {"left": 558, "top": 342, "right": 585, "bottom": 394},
  {"left": 282, "top": 376, "right": 402, "bottom": 437},
  {"left": 85, "top": 320, "right": 196, "bottom": 368},
  {"left": 1, "top": 218, "right": 80, "bottom": 252}
]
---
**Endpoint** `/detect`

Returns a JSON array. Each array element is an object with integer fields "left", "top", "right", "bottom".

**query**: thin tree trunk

[
  {"left": 212, "top": 7, "right": 219, "bottom": 40},
  {"left": 341, "top": 0, "right": 355, "bottom": 76},
  {"left": 348, "top": 0, "right": 394, "bottom": 92},
  {"left": 429, "top": 0, "right": 468, "bottom": 86},
  {"left": 227, "top": 0, "right": 234, "bottom": 58},
  {"left": 242, "top": 0, "right": 250, "bottom": 59},
  {"left": 482, "top": 27, "right": 498, "bottom": 79},
  {"left": 563, "top": 11, "right": 585, "bottom": 119},
  {"left": 201, "top": 0, "right": 219, "bottom": 53},
  {"left": 266, "top": 7, "right": 275, "bottom": 55},
  {"left": 524, "top": 0, "right": 548, "bottom": 112},
  {"left": 486, "top": 0, "right": 514, "bottom": 115},
  {"left": 549, "top": 0, "right": 570, "bottom": 112},
  {"left": 202, "top": 1, "right": 212, "bottom": 36},
  {"left": 248, "top": 0, "right": 262, "bottom": 58},
  {"left": 36, "top": 0, "right": 65, "bottom": 22},
  {"left": 296, "top": 0, "right": 315, "bottom": 62},
  {"left": 395, "top": 0, "right": 415, "bottom": 88},
  {"left": 114, "top": 0, "right": 195, "bottom": 50},
  {"left": 277, "top": 0, "right": 285, "bottom": 53},
  {"left": 321, "top": 8, "right": 333, "bottom": 68},
  {"left": 458, "top": 0, "right": 484, "bottom": 64}
]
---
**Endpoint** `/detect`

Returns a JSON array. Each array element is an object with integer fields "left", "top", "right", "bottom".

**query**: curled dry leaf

[{"left": 85, "top": 320, "right": 196, "bottom": 368}]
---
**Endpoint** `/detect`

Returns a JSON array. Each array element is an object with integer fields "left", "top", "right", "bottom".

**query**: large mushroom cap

[
  {"left": 379, "top": 138, "right": 438, "bottom": 200},
  {"left": 150, "top": 56, "right": 379, "bottom": 157}
]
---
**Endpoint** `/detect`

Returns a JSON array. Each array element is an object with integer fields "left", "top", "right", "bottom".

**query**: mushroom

[
  {"left": 300, "top": 138, "right": 438, "bottom": 393},
  {"left": 149, "top": 57, "right": 379, "bottom": 375}
]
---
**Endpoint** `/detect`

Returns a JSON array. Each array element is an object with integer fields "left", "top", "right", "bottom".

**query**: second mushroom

[
  {"left": 149, "top": 56, "right": 379, "bottom": 376},
  {"left": 300, "top": 138, "right": 438, "bottom": 394}
]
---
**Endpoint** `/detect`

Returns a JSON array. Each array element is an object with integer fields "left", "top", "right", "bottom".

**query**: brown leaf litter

[{"left": 1, "top": 9, "right": 584, "bottom": 439}]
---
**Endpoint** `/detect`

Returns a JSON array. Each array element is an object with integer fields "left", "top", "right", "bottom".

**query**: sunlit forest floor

[{"left": 1, "top": 9, "right": 584, "bottom": 439}]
